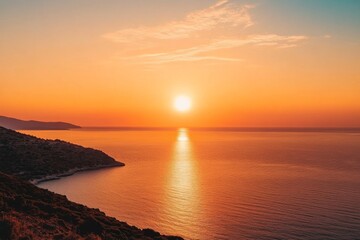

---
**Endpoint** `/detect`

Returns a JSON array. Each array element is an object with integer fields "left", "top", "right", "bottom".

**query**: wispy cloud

[
  {"left": 103, "top": 0, "right": 253, "bottom": 42},
  {"left": 103, "top": 0, "right": 308, "bottom": 64},
  {"left": 128, "top": 35, "right": 308, "bottom": 64}
]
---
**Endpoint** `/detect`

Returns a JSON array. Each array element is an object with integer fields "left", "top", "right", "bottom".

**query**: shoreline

[{"left": 30, "top": 162, "right": 124, "bottom": 185}]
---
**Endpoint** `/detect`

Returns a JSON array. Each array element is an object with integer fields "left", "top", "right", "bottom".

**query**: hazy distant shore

[{"left": 0, "top": 115, "right": 81, "bottom": 130}]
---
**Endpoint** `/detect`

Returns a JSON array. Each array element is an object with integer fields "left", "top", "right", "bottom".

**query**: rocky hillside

[
  {"left": 0, "top": 173, "right": 182, "bottom": 240},
  {"left": 0, "top": 126, "right": 123, "bottom": 182}
]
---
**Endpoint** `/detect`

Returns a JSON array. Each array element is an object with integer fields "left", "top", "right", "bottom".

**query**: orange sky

[{"left": 1, "top": 0, "right": 360, "bottom": 127}]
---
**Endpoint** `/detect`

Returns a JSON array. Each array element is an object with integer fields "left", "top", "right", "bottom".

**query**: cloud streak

[
  {"left": 103, "top": 0, "right": 253, "bottom": 42},
  {"left": 104, "top": 0, "right": 308, "bottom": 64},
  {"left": 128, "top": 35, "right": 308, "bottom": 64}
]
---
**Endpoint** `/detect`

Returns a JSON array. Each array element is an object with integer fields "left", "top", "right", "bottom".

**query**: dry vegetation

[{"left": 0, "top": 127, "right": 124, "bottom": 181}]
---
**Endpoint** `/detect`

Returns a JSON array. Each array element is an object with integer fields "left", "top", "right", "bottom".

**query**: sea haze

[{"left": 22, "top": 129, "right": 360, "bottom": 240}]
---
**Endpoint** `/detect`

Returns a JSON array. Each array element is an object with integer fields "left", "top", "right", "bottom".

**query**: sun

[{"left": 174, "top": 96, "right": 191, "bottom": 112}]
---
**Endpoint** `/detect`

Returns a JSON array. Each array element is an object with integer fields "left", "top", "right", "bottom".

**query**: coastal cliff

[
  {"left": 0, "top": 173, "right": 182, "bottom": 239},
  {"left": 0, "top": 126, "right": 123, "bottom": 182},
  {"left": 0, "top": 126, "right": 183, "bottom": 239}
]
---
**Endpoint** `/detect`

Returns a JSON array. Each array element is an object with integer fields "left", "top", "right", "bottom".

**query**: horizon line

[{"left": 75, "top": 126, "right": 360, "bottom": 132}]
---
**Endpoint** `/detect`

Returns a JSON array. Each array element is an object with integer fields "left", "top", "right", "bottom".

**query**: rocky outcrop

[
  {"left": 0, "top": 126, "right": 124, "bottom": 182},
  {"left": 0, "top": 173, "right": 182, "bottom": 240}
]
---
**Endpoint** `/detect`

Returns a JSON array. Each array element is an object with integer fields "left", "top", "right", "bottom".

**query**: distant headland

[{"left": 0, "top": 116, "right": 81, "bottom": 130}]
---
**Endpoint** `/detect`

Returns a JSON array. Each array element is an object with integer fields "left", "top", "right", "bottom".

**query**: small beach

[{"left": 30, "top": 162, "right": 124, "bottom": 185}]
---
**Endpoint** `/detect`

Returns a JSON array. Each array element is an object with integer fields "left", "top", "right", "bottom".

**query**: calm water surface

[{"left": 23, "top": 129, "right": 360, "bottom": 239}]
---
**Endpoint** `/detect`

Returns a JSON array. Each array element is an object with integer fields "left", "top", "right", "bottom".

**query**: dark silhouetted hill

[
  {"left": 0, "top": 126, "right": 123, "bottom": 182},
  {"left": 0, "top": 173, "right": 182, "bottom": 240},
  {"left": 0, "top": 116, "right": 80, "bottom": 130}
]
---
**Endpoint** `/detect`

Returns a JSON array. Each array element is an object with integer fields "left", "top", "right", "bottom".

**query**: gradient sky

[{"left": 1, "top": 0, "right": 360, "bottom": 127}]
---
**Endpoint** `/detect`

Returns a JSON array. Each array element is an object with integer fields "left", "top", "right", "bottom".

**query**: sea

[{"left": 21, "top": 128, "right": 360, "bottom": 240}]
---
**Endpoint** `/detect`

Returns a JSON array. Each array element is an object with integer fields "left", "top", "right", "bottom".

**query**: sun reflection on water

[
  {"left": 163, "top": 128, "right": 201, "bottom": 236},
  {"left": 177, "top": 129, "right": 189, "bottom": 142}
]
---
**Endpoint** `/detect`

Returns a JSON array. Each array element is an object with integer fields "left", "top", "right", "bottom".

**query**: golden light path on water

[{"left": 163, "top": 128, "right": 201, "bottom": 237}]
